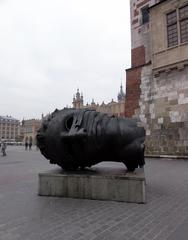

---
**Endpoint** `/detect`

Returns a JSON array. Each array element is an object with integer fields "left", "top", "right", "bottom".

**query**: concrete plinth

[{"left": 38, "top": 166, "right": 146, "bottom": 203}]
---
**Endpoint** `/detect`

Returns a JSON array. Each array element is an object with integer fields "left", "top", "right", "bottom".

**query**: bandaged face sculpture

[{"left": 37, "top": 108, "right": 145, "bottom": 172}]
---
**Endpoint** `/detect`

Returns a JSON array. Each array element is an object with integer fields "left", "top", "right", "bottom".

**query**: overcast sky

[{"left": 0, "top": 0, "right": 131, "bottom": 120}]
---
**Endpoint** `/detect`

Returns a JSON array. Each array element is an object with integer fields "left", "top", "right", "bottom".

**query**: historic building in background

[
  {"left": 0, "top": 116, "right": 20, "bottom": 142},
  {"left": 21, "top": 119, "right": 42, "bottom": 145},
  {"left": 72, "top": 85, "right": 125, "bottom": 117},
  {"left": 125, "top": 0, "right": 188, "bottom": 156}
]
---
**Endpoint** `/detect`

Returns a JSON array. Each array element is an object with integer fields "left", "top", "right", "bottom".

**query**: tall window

[
  {"left": 167, "top": 11, "right": 178, "bottom": 47},
  {"left": 167, "top": 5, "right": 188, "bottom": 47},
  {"left": 179, "top": 5, "right": 188, "bottom": 43},
  {"left": 142, "top": 6, "right": 149, "bottom": 24}
]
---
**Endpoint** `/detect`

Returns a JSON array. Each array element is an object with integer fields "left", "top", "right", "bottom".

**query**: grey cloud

[{"left": 0, "top": 0, "right": 130, "bottom": 119}]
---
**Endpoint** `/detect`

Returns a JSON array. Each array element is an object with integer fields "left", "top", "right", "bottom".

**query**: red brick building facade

[
  {"left": 125, "top": 0, "right": 188, "bottom": 156},
  {"left": 125, "top": 0, "right": 155, "bottom": 117}
]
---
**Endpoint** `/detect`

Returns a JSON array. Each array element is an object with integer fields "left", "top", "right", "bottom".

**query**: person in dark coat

[
  {"left": 25, "top": 142, "right": 28, "bottom": 150},
  {"left": 29, "top": 141, "right": 32, "bottom": 150},
  {"left": 1, "top": 141, "right": 7, "bottom": 156}
]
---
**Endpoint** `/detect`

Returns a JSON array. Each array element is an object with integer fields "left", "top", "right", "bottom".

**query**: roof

[{"left": 0, "top": 115, "right": 19, "bottom": 122}]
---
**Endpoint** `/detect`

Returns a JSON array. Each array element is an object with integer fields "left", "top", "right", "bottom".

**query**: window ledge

[{"left": 153, "top": 41, "right": 188, "bottom": 55}]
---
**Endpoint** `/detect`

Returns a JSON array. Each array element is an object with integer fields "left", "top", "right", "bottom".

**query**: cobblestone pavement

[{"left": 0, "top": 146, "right": 188, "bottom": 240}]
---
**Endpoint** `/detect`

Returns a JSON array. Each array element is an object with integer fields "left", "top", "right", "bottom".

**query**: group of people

[
  {"left": 0, "top": 139, "right": 35, "bottom": 156},
  {"left": 25, "top": 141, "right": 32, "bottom": 150},
  {"left": 0, "top": 141, "right": 7, "bottom": 156},
  {"left": 0, "top": 140, "right": 35, "bottom": 156}
]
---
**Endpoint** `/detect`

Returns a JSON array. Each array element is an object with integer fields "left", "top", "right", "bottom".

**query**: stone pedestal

[{"left": 38, "top": 165, "right": 146, "bottom": 203}]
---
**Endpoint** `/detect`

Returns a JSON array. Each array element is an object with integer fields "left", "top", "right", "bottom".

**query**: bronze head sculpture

[{"left": 37, "top": 108, "right": 145, "bottom": 172}]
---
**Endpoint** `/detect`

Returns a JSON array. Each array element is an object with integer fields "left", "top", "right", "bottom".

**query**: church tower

[
  {"left": 72, "top": 89, "right": 84, "bottom": 109},
  {"left": 117, "top": 83, "right": 125, "bottom": 102}
]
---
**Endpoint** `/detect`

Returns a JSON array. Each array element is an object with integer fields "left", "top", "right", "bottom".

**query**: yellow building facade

[
  {"left": 72, "top": 86, "right": 125, "bottom": 117},
  {"left": 22, "top": 119, "right": 42, "bottom": 145}
]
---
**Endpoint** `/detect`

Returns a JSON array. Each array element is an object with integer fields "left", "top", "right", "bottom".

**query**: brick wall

[
  {"left": 125, "top": 44, "right": 146, "bottom": 118},
  {"left": 124, "top": 66, "right": 142, "bottom": 117},
  {"left": 132, "top": 46, "right": 146, "bottom": 67}
]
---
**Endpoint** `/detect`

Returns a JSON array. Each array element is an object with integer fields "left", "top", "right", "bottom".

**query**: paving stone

[{"left": 1, "top": 147, "right": 188, "bottom": 240}]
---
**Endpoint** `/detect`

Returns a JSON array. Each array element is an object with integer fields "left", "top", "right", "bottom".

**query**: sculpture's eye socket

[{"left": 65, "top": 116, "right": 74, "bottom": 131}]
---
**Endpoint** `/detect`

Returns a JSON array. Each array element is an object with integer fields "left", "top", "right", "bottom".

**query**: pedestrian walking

[
  {"left": 25, "top": 142, "right": 28, "bottom": 150},
  {"left": 28, "top": 136, "right": 33, "bottom": 151},
  {"left": 1, "top": 141, "right": 7, "bottom": 156},
  {"left": 29, "top": 142, "right": 32, "bottom": 150}
]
